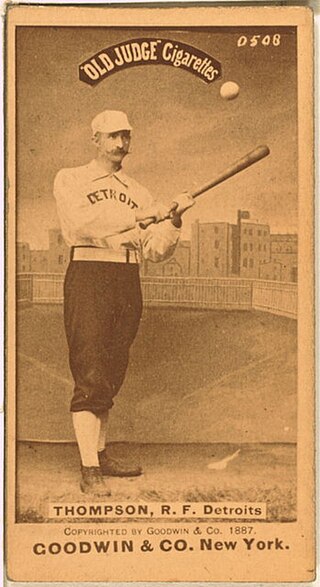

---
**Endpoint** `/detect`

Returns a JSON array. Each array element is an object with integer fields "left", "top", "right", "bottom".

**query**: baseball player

[{"left": 54, "top": 109, "right": 194, "bottom": 495}]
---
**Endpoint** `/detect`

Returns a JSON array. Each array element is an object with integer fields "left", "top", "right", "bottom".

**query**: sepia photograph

[{"left": 6, "top": 4, "right": 314, "bottom": 582}]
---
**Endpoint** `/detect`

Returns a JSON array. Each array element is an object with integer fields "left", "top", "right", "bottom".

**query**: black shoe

[
  {"left": 98, "top": 450, "right": 143, "bottom": 477},
  {"left": 80, "top": 466, "right": 111, "bottom": 496}
]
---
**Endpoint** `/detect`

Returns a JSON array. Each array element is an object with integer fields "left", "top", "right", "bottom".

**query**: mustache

[{"left": 112, "top": 149, "right": 131, "bottom": 155}]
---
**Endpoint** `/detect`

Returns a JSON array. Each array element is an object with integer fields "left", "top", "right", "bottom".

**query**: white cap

[{"left": 91, "top": 110, "right": 132, "bottom": 134}]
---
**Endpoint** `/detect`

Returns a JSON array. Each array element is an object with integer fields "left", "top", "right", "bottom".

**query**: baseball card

[{"left": 5, "top": 3, "right": 315, "bottom": 583}]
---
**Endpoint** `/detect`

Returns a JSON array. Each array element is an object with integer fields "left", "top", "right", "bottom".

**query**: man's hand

[
  {"left": 137, "top": 191, "right": 195, "bottom": 229},
  {"left": 168, "top": 191, "right": 195, "bottom": 228},
  {"left": 136, "top": 203, "right": 171, "bottom": 224},
  {"left": 170, "top": 191, "right": 195, "bottom": 216}
]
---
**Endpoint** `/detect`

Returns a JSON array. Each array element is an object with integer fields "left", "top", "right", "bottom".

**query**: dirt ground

[{"left": 16, "top": 441, "right": 296, "bottom": 524}]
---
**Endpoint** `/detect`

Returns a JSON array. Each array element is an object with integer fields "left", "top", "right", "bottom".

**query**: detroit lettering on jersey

[
  {"left": 53, "top": 158, "right": 180, "bottom": 259},
  {"left": 86, "top": 187, "right": 138, "bottom": 209}
]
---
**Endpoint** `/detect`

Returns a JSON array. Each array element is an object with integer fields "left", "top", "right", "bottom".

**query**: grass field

[
  {"left": 17, "top": 305, "right": 297, "bottom": 444},
  {"left": 16, "top": 305, "right": 297, "bottom": 523}
]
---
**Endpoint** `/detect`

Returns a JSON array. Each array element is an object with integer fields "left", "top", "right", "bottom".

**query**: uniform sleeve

[
  {"left": 136, "top": 187, "right": 181, "bottom": 262},
  {"left": 53, "top": 169, "right": 136, "bottom": 240},
  {"left": 141, "top": 221, "right": 181, "bottom": 262}
]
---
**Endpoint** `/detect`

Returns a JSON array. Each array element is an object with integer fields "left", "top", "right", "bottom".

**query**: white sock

[
  {"left": 98, "top": 411, "right": 109, "bottom": 453},
  {"left": 72, "top": 411, "right": 101, "bottom": 467}
]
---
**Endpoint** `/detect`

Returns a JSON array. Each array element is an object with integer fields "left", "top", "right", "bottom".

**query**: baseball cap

[{"left": 91, "top": 110, "right": 132, "bottom": 134}]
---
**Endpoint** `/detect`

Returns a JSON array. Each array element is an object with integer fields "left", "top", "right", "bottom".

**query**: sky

[{"left": 16, "top": 26, "right": 297, "bottom": 249}]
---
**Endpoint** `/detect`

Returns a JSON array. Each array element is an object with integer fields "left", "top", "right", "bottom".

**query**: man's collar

[
  {"left": 89, "top": 160, "right": 129, "bottom": 188},
  {"left": 113, "top": 168, "right": 129, "bottom": 188}
]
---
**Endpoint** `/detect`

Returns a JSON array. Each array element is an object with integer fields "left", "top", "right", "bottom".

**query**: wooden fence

[
  {"left": 252, "top": 279, "right": 297, "bottom": 318},
  {"left": 16, "top": 273, "right": 297, "bottom": 318}
]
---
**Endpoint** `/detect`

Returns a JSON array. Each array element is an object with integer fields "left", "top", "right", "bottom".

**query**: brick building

[
  {"left": 17, "top": 231, "right": 68, "bottom": 274},
  {"left": 30, "top": 250, "right": 49, "bottom": 273},
  {"left": 259, "top": 234, "right": 298, "bottom": 282},
  {"left": 239, "top": 221, "right": 270, "bottom": 279},
  {"left": 17, "top": 242, "right": 31, "bottom": 273},
  {"left": 259, "top": 260, "right": 282, "bottom": 281},
  {"left": 48, "top": 228, "right": 70, "bottom": 273},
  {"left": 190, "top": 221, "right": 235, "bottom": 277},
  {"left": 190, "top": 213, "right": 271, "bottom": 279}
]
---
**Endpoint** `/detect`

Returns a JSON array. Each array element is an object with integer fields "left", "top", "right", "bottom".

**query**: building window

[
  {"left": 214, "top": 257, "right": 219, "bottom": 268},
  {"left": 243, "top": 258, "right": 248, "bottom": 268},
  {"left": 264, "top": 230, "right": 267, "bottom": 236},
  {"left": 258, "top": 244, "right": 262, "bottom": 251},
  {"left": 243, "top": 229, "right": 247, "bottom": 234},
  {"left": 291, "top": 267, "right": 298, "bottom": 282},
  {"left": 214, "top": 227, "right": 219, "bottom": 234},
  {"left": 249, "top": 243, "right": 253, "bottom": 251},
  {"left": 264, "top": 245, "right": 267, "bottom": 251},
  {"left": 57, "top": 234, "right": 63, "bottom": 245},
  {"left": 258, "top": 230, "right": 261, "bottom": 236},
  {"left": 249, "top": 258, "right": 254, "bottom": 268},
  {"left": 214, "top": 240, "right": 219, "bottom": 249},
  {"left": 243, "top": 243, "right": 248, "bottom": 251},
  {"left": 249, "top": 229, "right": 253, "bottom": 236},
  {"left": 58, "top": 255, "right": 64, "bottom": 265}
]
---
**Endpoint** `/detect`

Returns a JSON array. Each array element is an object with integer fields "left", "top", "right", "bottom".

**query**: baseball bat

[{"left": 140, "top": 144, "right": 270, "bottom": 229}]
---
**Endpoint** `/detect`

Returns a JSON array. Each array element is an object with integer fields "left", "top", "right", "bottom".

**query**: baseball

[{"left": 220, "top": 81, "right": 240, "bottom": 100}]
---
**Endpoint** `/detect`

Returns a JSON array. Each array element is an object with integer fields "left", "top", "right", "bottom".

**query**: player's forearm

[
  {"left": 56, "top": 200, "right": 136, "bottom": 240},
  {"left": 74, "top": 216, "right": 136, "bottom": 239}
]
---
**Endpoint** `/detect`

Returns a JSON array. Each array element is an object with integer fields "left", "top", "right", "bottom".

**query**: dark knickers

[{"left": 64, "top": 261, "right": 143, "bottom": 415}]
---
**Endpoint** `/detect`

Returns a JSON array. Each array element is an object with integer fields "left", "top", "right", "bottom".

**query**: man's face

[{"left": 95, "top": 130, "right": 131, "bottom": 163}]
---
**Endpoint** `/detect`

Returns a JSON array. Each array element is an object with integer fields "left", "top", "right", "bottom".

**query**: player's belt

[{"left": 71, "top": 246, "right": 140, "bottom": 264}]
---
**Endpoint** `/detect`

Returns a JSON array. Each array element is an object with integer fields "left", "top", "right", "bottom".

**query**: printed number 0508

[{"left": 237, "top": 34, "right": 281, "bottom": 47}]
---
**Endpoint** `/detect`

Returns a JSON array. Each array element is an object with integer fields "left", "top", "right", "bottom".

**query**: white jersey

[{"left": 53, "top": 159, "right": 180, "bottom": 263}]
